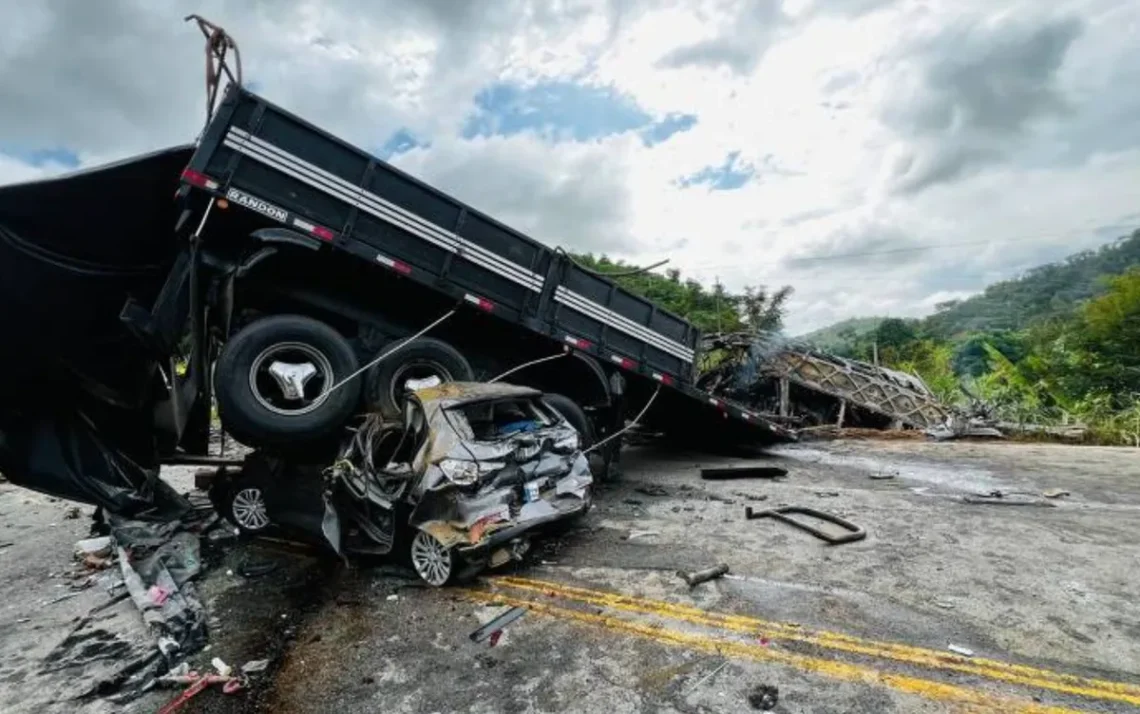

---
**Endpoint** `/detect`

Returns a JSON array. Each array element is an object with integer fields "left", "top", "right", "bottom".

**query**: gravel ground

[{"left": 1, "top": 439, "right": 1138, "bottom": 713}]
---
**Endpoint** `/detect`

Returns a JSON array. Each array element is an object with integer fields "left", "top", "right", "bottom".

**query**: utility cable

[
  {"left": 325, "top": 309, "right": 457, "bottom": 397},
  {"left": 584, "top": 384, "right": 661, "bottom": 455},
  {"left": 488, "top": 349, "right": 571, "bottom": 383}
]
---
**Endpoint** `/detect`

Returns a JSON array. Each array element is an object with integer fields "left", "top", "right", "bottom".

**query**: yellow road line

[
  {"left": 491, "top": 575, "right": 1140, "bottom": 707},
  {"left": 461, "top": 588, "right": 1092, "bottom": 714}
]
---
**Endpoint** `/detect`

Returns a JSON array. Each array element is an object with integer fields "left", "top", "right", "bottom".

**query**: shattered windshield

[{"left": 444, "top": 397, "right": 557, "bottom": 442}]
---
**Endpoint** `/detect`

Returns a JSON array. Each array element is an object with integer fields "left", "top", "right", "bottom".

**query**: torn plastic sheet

[
  {"left": 0, "top": 405, "right": 191, "bottom": 520},
  {"left": 41, "top": 506, "right": 216, "bottom": 704}
]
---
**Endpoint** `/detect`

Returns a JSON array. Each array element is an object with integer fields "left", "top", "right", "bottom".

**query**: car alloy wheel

[
  {"left": 231, "top": 487, "right": 271, "bottom": 531},
  {"left": 410, "top": 530, "right": 454, "bottom": 586}
]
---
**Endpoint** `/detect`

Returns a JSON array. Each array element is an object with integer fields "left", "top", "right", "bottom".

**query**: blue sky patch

[
  {"left": 679, "top": 152, "right": 754, "bottom": 190},
  {"left": 2, "top": 146, "right": 80, "bottom": 168},
  {"left": 641, "top": 113, "right": 698, "bottom": 146},
  {"left": 378, "top": 129, "right": 428, "bottom": 161},
  {"left": 462, "top": 81, "right": 643, "bottom": 141}
]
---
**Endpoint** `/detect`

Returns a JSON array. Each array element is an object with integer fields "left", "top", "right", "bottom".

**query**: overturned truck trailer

[
  {"left": 0, "top": 55, "right": 793, "bottom": 519},
  {"left": 700, "top": 333, "right": 951, "bottom": 430}
]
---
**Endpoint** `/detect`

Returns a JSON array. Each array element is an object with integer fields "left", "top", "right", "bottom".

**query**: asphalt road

[{"left": 2, "top": 438, "right": 1139, "bottom": 713}]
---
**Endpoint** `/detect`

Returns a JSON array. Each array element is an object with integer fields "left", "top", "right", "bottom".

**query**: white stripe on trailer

[
  {"left": 292, "top": 217, "right": 315, "bottom": 232},
  {"left": 554, "top": 286, "right": 695, "bottom": 361},
  {"left": 553, "top": 287, "right": 694, "bottom": 362},
  {"left": 224, "top": 129, "right": 545, "bottom": 292}
]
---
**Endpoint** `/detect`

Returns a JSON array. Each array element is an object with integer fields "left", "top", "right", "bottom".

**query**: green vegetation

[
  {"left": 568, "top": 253, "right": 793, "bottom": 334},
  {"left": 805, "top": 230, "right": 1140, "bottom": 444}
]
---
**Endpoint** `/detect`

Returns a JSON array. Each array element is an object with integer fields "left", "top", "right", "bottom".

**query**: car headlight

[{"left": 438, "top": 459, "right": 505, "bottom": 486}]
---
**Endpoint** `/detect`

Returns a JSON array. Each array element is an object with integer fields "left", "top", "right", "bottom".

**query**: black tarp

[
  {"left": 0, "top": 145, "right": 192, "bottom": 408},
  {"left": 0, "top": 146, "right": 194, "bottom": 513}
]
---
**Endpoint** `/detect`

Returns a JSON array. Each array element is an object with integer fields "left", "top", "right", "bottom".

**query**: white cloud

[{"left": 2, "top": 0, "right": 1138, "bottom": 336}]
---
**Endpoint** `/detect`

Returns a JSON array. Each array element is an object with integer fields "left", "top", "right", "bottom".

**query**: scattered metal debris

[
  {"left": 869, "top": 471, "right": 896, "bottom": 480},
  {"left": 948, "top": 644, "right": 975, "bottom": 657},
  {"left": 628, "top": 530, "right": 660, "bottom": 540},
  {"left": 962, "top": 491, "right": 1055, "bottom": 507},
  {"left": 684, "top": 659, "right": 729, "bottom": 694},
  {"left": 469, "top": 606, "right": 527, "bottom": 643},
  {"left": 678, "top": 563, "right": 730, "bottom": 587},
  {"left": 701, "top": 466, "right": 788, "bottom": 480},
  {"left": 747, "top": 683, "right": 779, "bottom": 710},
  {"left": 745, "top": 506, "right": 866, "bottom": 545},
  {"left": 1043, "top": 489, "right": 1070, "bottom": 499},
  {"left": 242, "top": 659, "right": 271, "bottom": 674},
  {"left": 814, "top": 490, "right": 840, "bottom": 498}
]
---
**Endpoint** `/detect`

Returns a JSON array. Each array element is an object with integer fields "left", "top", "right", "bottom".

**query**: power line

[{"left": 680, "top": 223, "right": 1130, "bottom": 273}]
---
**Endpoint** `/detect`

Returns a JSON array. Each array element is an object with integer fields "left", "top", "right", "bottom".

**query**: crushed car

[{"left": 209, "top": 381, "right": 593, "bottom": 585}]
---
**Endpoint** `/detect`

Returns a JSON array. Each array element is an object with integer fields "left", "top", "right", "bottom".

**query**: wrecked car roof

[{"left": 411, "top": 381, "right": 542, "bottom": 408}]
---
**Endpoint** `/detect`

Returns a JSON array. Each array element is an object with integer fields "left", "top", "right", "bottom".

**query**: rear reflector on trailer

[
  {"left": 564, "top": 335, "right": 593, "bottom": 350},
  {"left": 651, "top": 372, "right": 674, "bottom": 386},
  {"left": 291, "top": 217, "right": 335, "bottom": 242},
  {"left": 464, "top": 294, "right": 495, "bottom": 312},
  {"left": 181, "top": 169, "right": 219, "bottom": 191},
  {"left": 376, "top": 253, "right": 413, "bottom": 275},
  {"left": 610, "top": 355, "right": 636, "bottom": 369},
  {"left": 708, "top": 398, "right": 726, "bottom": 411}
]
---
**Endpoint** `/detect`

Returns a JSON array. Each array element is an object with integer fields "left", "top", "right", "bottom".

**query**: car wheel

[
  {"left": 364, "top": 337, "right": 473, "bottom": 419},
  {"left": 409, "top": 529, "right": 455, "bottom": 586},
  {"left": 214, "top": 314, "right": 361, "bottom": 450},
  {"left": 228, "top": 485, "right": 271, "bottom": 534}
]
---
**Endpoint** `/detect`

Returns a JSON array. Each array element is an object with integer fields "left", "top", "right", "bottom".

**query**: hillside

[
  {"left": 798, "top": 316, "right": 885, "bottom": 350},
  {"left": 924, "top": 229, "right": 1140, "bottom": 337},
  {"left": 806, "top": 228, "right": 1140, "bottom": 350}
]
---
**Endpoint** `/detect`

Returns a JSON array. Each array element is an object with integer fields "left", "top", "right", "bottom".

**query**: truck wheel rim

[
  {"left": 249, "top": 342, "right": 334, "bottom": 416},
  {"left": 388, "top": 360, "right": 453, "bottom": 406},
  {"left": 232, "top": 488, "right": 270, "bottom": 530},
  {"left": 410, "top": 530, "right": 452, "bottom": 586}
]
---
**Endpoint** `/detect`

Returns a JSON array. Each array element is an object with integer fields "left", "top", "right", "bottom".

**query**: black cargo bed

[{"left": 183, "top": 86, "right": 792, "bottom": 442}]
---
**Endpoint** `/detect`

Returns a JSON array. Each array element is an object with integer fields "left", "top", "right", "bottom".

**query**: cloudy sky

[{"left": 3, "top": 0, "right": 1138, "bottom": 333}]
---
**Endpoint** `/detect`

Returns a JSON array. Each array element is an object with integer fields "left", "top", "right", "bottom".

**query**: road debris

[
  {"left": 814, "top": 490, "right": 840, "bottom": 498},
  {"left": 678, "top": 563, "right": 730, "bottom": 588},
  {"left": 469, "top": 606, "right": 527, "bottom": 643},
  {"left": 627, "top": 530, "right": 660, "bottom": 540},
  {"left": 64, "top": 506, "right": 81, "bottom": 519},
  {"left": 683, "top": 659, "right": 729, "bottom": 694},
  {"left": 634, "top": 484, "right": 669, "bottom": 497},
  {"left": 212, "top": 657, "right": 233, "bottom": 677},
  {"left": 0, "top": 541, "right": 13, "bottom": 550},
  {"left": 1043, "top": 488, "right": 1070, "bottom": 499},
  {"left": 933, "top": 599, "right": 956, "bottom": 610},
  {"left": 747, "top": 683, "right": 779, "bottom": 710},
  {"left": 701, "top": 466, "right": 788, "bottom": 480},
  {"left": 948, "top": 644, "right": 975, "bottom": 657},
  {"left": 962, "top": 491, "right": 1055, "bottom": 507},
  {"left": 242, "top": 658, "right": 271, "bottom": 674},
  {"left": 733, "top": 492, "right": 769, "bottom": 502},
  {"left": 745, "top": 506, "right": 867, "bottom": 545},
  {"left": 869, "top": 471, "right": 896, "bottom": 480},
  {"left": 237, "top": 557, "right": 278, "bottom": 578},
  {"left": 74, "top": 536, "right": 113, "bottom": 558}
]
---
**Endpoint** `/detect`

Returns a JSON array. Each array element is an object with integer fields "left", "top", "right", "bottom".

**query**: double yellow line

[{"left": 461, "top": 575, "right": 1139, "bottom": 713}]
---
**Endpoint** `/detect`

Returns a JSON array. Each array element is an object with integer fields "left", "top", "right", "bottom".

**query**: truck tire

[
  {"left": 543, "top": 393, "right": 595, "bottom": 448},
  {"left": 364, "top": 337, "right": 473, "bottom": 418},
  {"left": 214, "top": 314, "right": 361, "bottom": 449}
]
